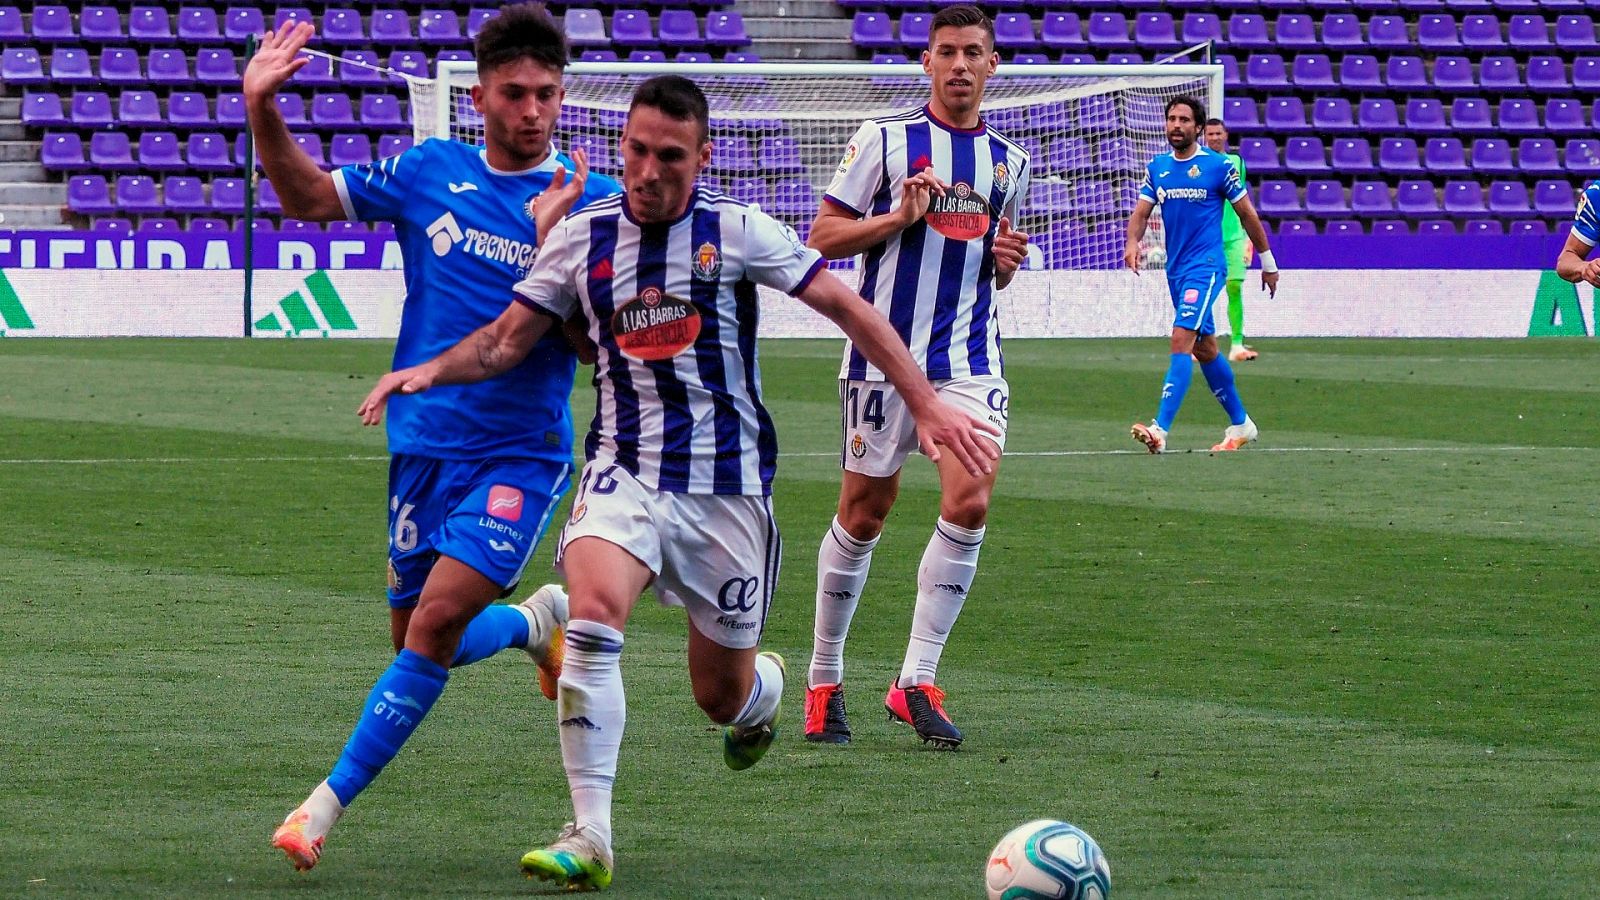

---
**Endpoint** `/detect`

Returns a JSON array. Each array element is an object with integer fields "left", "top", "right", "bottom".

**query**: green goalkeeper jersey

[{"left": 1221, "top": 152, "right": 1246, "bottom": 244}]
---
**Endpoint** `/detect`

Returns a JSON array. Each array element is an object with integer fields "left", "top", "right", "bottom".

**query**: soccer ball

[
  {"left": 984, "top": 819, "right": 1111, "bottom": 900},
  {"left": 1143, "top": 245, "right": 1167, "bottom": 269}
]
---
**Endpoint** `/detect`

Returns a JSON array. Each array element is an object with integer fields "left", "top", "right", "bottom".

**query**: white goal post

[{"left": 411, "top": 61, "right": 1226, "bottom": 339}]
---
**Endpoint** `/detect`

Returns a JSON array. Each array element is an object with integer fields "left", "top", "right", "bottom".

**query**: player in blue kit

[
  {"left": 1555, "top": 182, "right": 1600, "bottom": 286},
  {"left": 245, "top": 6, "right": 620, "bottom": 872},
  {"left": 1125, "top": 96, "right": 1280, "bottom": 454}
]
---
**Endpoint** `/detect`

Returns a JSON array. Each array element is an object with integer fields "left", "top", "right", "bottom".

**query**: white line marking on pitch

[{"left": 0, "top": 446, "right": 1591, "bottom": 465}]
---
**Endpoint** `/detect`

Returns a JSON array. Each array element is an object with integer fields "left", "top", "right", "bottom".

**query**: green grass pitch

[{"left": 2, "top": 337, "right": 1597, "bottom": 897}]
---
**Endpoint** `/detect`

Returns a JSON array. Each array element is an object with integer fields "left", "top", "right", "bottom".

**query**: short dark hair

[
  {"left": 1166, "top": 96, "right": 1207, "bottom": 125},
  {"left": 474, "top": 3, "right": 568, "bottom": 74},
  {"left": 630, "top": 75, "right": 709, "bottom": 143},
  {"left": 929, "top": 4, "right": 994, "bottom": 48},
  {"left": 1204, "top": 118, "right": 1227, "bottom": 130}
]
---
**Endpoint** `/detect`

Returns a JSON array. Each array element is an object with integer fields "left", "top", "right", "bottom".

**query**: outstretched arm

[
  {"left": 357, "top": 302, "right": 554, "bottom": 425},
  {"left": 242, "top": 23, "right": 344, "bottom": 221},
  {"left": 795, "top": 269, "right": 999, "bottom": 477}
]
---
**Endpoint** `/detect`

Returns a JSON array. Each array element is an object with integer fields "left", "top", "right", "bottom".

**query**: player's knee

[
  {"left": 941, "top": 494, "right": 991, "bottom": 530},
  {"left": 1193, "top": 343, "right": 1219, "bottom": 364},
  {"left": 836, "top": 506, "right": 887, "bottom": 541}
]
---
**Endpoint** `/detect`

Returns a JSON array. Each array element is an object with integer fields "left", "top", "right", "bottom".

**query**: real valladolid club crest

[
  {"left": 850, "top": 433, "right": 867, "bottom": 458},
  {"left": 1187, "top": 164, "right": 1201, "bottom": 179},
  {"left": 693, "top": 242, "right": 722, "bottom": 282},
  {"left": 993, "top": 162, "right": 1011, "bottom": 192}
]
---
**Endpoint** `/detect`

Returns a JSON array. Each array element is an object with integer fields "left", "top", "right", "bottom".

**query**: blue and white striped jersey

[
  {"left": 1571, "top": 181, "right": 1600, "bottom": 247},
  {"left": 334, "top": 138, "right": 619, "bottom": 462},
  {"left": 513, "top": 187, "right": 826, "bottom": 496},
  {"left": 1137, "top": 146, "right": 1247, "bottom": 284},
  {"left": 823, "top": 105, "right": 1031, "bottom": 382}
]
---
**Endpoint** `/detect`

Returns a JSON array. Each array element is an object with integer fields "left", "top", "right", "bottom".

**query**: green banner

[{"left": 1527, "top": 270, "right": 1588, "bottom": 337}]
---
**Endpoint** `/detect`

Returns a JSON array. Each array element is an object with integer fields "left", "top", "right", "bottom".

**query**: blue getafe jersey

[
  {"left": 333, "top": 139, "right": 620, "bottom": 461},
  {"left": 1138, "top": 146, "right": 1247, "bottom": 282},
  {"left": 1572, "top": 181, "right": 1600, "bottom": 247}
]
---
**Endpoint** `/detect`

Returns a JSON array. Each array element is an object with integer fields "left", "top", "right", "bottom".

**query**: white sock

[
  {"left": 899, "top": 518, "right": 985, "bottom": 688},
  {"left": 295, "top": 780, "right": 345, "bottom": 839},
  {"left": 557, "top": 620, "right": 625, "bottom": 850},
  {"left": 729, "top": 652, "right": 785, "bottom": 728},
  {"left": 809, "top": 517, "right": 879, "bottom": 688}
]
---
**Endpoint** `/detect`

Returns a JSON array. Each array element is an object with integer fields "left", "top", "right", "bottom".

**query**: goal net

[{"left": 412, "top": 62, "right": 1223, "bottom": 338}]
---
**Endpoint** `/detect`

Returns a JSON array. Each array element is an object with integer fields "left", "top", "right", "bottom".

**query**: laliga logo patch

[
  {"left": 1187, "top": 164, "right": 1201, "bottom": 179},
  {"left": 692, "top": 241, "right": 722, "bottom": 282},
  {"left": 387, "top": 559, "right": 401, "bottom": 593},
  {"left": 850, "top": 433, "right": 867, "bottom": 459},
  {"left": 612, "top": 286, "right": 702, "bottom": 361},
  {"left": 993, "top": 162, "right": 1011, "bottom": 192},
  {"left": 1182, "top": 288, "right": 1200, "bottom": 306},
  {"left": 925, "top": 181, "right": 993, "bottom": 242},
  {"left": 569, "top": 502, "right": 586, "bottom": 524},
  {"left": 837, "top": 141, "right": 860, "bottom": 175},
  {"left": 487, "top": 485, "right": 524, "bottom": 522}
]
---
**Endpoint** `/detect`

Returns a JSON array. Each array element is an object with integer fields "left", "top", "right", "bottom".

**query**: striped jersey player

[{"left": 1556, "top": 181, "right": 1600, "bottom": 287}]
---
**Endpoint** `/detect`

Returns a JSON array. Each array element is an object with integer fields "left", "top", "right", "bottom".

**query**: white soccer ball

[
  {"left": 984, "top": 819, "right": 1111, "bottom": 900},
  {"left": 1143, "top": 245, "right": 1167, "bottom": 269}
]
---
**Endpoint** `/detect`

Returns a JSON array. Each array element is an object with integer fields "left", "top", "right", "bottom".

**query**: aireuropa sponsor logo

[{"left": 254, "top": 270, "right": 356, "bottom": 337}]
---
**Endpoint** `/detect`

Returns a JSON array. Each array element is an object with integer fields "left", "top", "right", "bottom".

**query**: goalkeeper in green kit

[{"left": 1204, "top": 118, "right": 1257, "bottom": 362}]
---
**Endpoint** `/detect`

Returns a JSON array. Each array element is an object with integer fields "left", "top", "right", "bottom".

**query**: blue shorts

[
  {"left": 1168, "top": 270, "right": 1226, "bottom": 335},
  {"left": 386, "top": 454, "right": 572, "bottom": 609}
]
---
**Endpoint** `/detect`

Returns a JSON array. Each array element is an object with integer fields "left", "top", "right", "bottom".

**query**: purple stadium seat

[
  {"left": 1247, "top": 54, "right": 1289, "bottom": 88},
  {"left": 195, "top": 48, "right": 238, "bottom": 85},
  {"left": 627, "top": 50, "right": 666, "bottom": 63},
  {"left": 1497, "top": 98, "right": 1540, "bottom": 132},
  {"left": 359, "top": 95, "right": 404, "bottom": 129},
  {"left": 576, "top": 48, "right": 614, "bottom": 62},
  {"left": 116, "top": 90, "right": 159, "bottom": 127},
  {"left": 1043, "top": 13, "right": 1085, "bottom": 49},
  {"left": 1278, "top": 220, "right": 1316, "bottom": 237},
  {"left": 1351, "top": 180, "right": 1394, "bottom": 215},
  {"left": 90, "top": 132, "right": 136, "bottom": 171},
  {"left": 658, "top": 9, "right": 699, "bottom": 46},
  {"left": 1433, "top": 56, "right": 1474, "bottom": 91},
  {"left": 1179, "top": 13, "right": 1220, "bottom": 45},
  {"left": 1556, "top": 14, "right": 1597, "bottom": 49},
  {"left": 329, "top": 133, "right": 373, "bottom": 167},
  {"left": 279, "top": 219, "right": 320, "bottom": 234},
  {"left": 68, "top": 176, "right": 115, "bottom": 215},
  {"left": 1451, "top": 97, "right": 1494, "bottom": 133},
  {"left": 138, "top": 218, "right": 180, "bottom": 233},
  {"left": 23, "top": 92, "right": 69, "bottom": 127},
  {"left": 1106, "top": 53, "right": 1143, "bottom": 65},
  {"left": 274, "top": 93, "right": 308, "bottom": 126},
  {"left": 215, "top": 93, "right": 246, "bottom": 128},
  {"left": 727, "top": 177, "right": 770, "bottom": 208},
  {"left": 419, "top": 10, "right": 467, "bottom": 45},
  {"left": 336, "top": 50, "right": 382, "bottom": 86},
  {"left": 715, "top": 135, "right": 758, "bottom": 173},
  {"left": 1305, "top": 180, "right": 1349, "bottom": 215},
  {"left": 1321, "top": 13, "right": 1365, "bottom": 49},
  {"left": 612, "top": 9, "right": 655, "bottom": 46},
  {"left": 1543, "top": 98, "right": 1585, "bottom": 134},
  {"left": 1386, "top": 56, "right": 1428, "bottom": 91},
  {"left": 1222, "top": 96, "right": 1260, "bottom": 130},
  {"left": 164, "top": 176, "right": 207, "bottom": 214},
  {"left": 326, "top": 220, "right": 368, "bottom": 235},
  {"left": 1424, "top": 137, "right": 1470, "bottom": 174},
  {"left": 41, "top": 133, "right": 87, "bottom": 171},
  {"left": 378, "top": 135, "right": 414, "bottom": 159},
  {"left": 129, "top": 6, "right": 173, "bottom": 43},
  {"left": 115, "top": 176, "right": 162, "bottom": 215},
  {"left": 1312, "top": 97, "right": 1356, "bottom": 131},
  {"left": 292, "top": 132, "right": 326, "bottom": 168},
  {"left": 82, "top": 6, "right": 125, "bottom": 41},
  {"left": 565, "top": 9, "right": 607, "bottom": 47},
  {"left": 1572, "top": 56, "right": 1600, "bottom": 93},
  {"left": 147, "top": 49, "right": 190, "bottom": 85},
  {"left": 1406, "top": 98, "right": 1449, "bottom": 132},
  {"left": 1264, "top": 96, "right": 1309, "bottom": 131},
  {"left": 32, "top": 5, "right": 74, "bottom": 42},
  {"left": 893, "top": 12, "right": 927, "bottom": 47},
  {"left": 467, "top": 8, "right": 495, "bottom": 41},
  {"left": 1508, "top": 14, "right": 1551, "bottom": 50},
  {"left": 2, "top": 48, "right": 46, "bottom": 84},
  {"left": 706, "top": 13, "right": 749, "bottom": 47},
  {"left": 311, "top": 94, "right": 356, "bottom": 128},
  {"left": 760, "top": 136, "right": 804, "bottom": 175},
  {"left": 1292, "top": 54, "right": 1335, "bottom": 88},
  {"left": 1463, "top": 219, "right": 1503, "bottom": 235},
  {"left": 1477, "top": 56, "right": 1519, "bottom": 92},
  {"left": 1379, "top": 137, "right": 1424, "bottom": 174},
  {"left": 852, "top": 12, "right": 893, "bottom": 48},
  {"left": 1257, "top": 180, "right": 1301, "bottom": 216},
  {"left": 1325, "top": 220, "right": 1364, "bottom": 235},
  {"left": 371, "top": 9, "right": 414, "bottom": 43},
  {"left": 1240, "top": 137, "right": 1281, "bottom": 175},
  {"left": 320, "top": 9, "right": 364, "bottom": 44},
  {"left": 1518, "top": 137, "right": 1561, "bottom": 173},
  {"left": 187, "top": 133, "right": 233, "bottom": 172},
  {"left": 292, "top": 52, "right": 337, "bottom": 87},
  {"left": 1367, "top": 14, "right": 1411, "bottom": 49},
  {"left": 1218, "top": 54, "right": 1243, "bottom": 90},
  {"left": 1227, "top": 13, "right": 1270, "bottom": 48},
  {"left": 1339, "top": 55, "right": 1383, "bottom": 90},
  {"left": 224, "top": 7, "right": 265, "bottom": 41},
  {"left": 1527, "top": 57, "right": 1569, "bottom": 93},
  {"left": 995, "top": 12, "right": 1039, "bottom": 49},
  {"left": 1136, "top": 13, "right": 1180, "bottom": 49},
  {"left": 71, "top": 92, "right": 114, "bottom": 127},
  {"left": 1417, "top": 13, "right": 1462, "bottom": 48},
  {"left": 1509, "top": 220, "right": 1548, "bottom": 236},
  {"left": 1417, "top": 220, "right": 1457, "bottom": 235},
  {"left": 1535, "top": 181, "right": 1577, "bottom": 217},
  {"left": 1276, "top": 13, "right": 1318, "bottom": 49},
  {"left": 1331, "top": 137, "right": 1376, "bottom": 173},
  {"left": 211, "top": 177, "right": 246, "bottom": 214},
  {"left": 139, "top": 132, "right": 184, "bottom": 171},
  {"left": 0, "top": 6, "right": 20, "bottom": 41},
  {"left": 1371, "top": 220, "right": 1409, "bottom": 237},
  {"left": 1089, "top": 13, "right": 1133, "bottom": 48},
  {"left": 179, "top": 7, "right": 221, "bottom": 42},
  {"left": 725, "top": 52, "right": 761, "bottom": 64},
  {"left": 435, "top": 50, "right": 473, "bottom": 66},
  {"left": 1470, "top": 138, "right": 1515, "bottom": 175},
  {"left": 233, "top": 133, "right": 255, "bottom": 167},
  {"left": 98, "top": 48, "right": 143, "bottom": 84},
  {"left": 273, "top": 7, "right": 315, "bottom": 34},
  {"left": 1460, "top": 14, "right": 1505, "bottom": 49},
  {"left": 1284, "top": 137, "right": 1329, "bottom": 172},
  {"left": 1443, "top": 180, "right": 1487, "bottom": 215},
  {"left": 1565, "top": 139, "right": 1600, "bottom": 176},
  {"left": 1488, "top": 181, "right": 1532, "bottom": 215},
  {"left": 1397, "top": 181, "right": 1442, "bottom": 217},
  {"left": 52, "top": 48, "right": 96, "bottom": 85}
]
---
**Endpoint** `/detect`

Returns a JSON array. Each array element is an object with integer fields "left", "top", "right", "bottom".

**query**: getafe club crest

[
  {"left": 692, "top": 241, "right": 722, "bottom": 282},
  {"left": 523, "top": 193, "right": 540, "bottom": 222},
  {"left": 1187, "top": 164, "right": 1201, "bottom": 179},
  {"left": 993, "top": 161, "right": 1011, "bottom": 192}
]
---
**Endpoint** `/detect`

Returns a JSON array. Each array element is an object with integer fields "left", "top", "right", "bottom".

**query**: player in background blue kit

[
  {"left": 244, "top": 6, "right": 620, "bottom": 872},
  {"left": 1125, "top": 96, "right": 1280, "bottom": 454},
  {"left": 1555, "top": 182, "right": 1600, "bottom": 286}
]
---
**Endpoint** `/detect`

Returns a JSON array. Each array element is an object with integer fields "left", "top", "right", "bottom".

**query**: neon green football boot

[
  {"left": 723, "top": 651, "right": 785, "bottom": 771},
  {"left": 521, "top": 821, "right": 614, "bottom": 892}
]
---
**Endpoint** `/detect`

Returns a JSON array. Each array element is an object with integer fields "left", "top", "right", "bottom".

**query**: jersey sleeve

[
  {"left": 1573, "top": 184, "right": 1600, "bottom": 247},
  {"left": 512, "top": 217, "right": 582, "bottom": 320},
  {"left": 744, "top": 208, "right": 826, "bottom": 295},
  {"left": 1003, "top": 155, "right": 1032, "bottom": 222},
  {"left": 332, "top": 139, "right": 430, "bottom": 222},
  {"left": 822, "top": 121, "right": 886, "bottom": 218},
  {"left": 1220, "top": 156, "right": 1248, "bottom": 204},
  {"left": 1137, "top": 160, "right": 1158, "bottom": 205}
]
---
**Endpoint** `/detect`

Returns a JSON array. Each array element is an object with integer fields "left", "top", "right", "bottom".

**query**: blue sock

[
  {"left": 1154, "top": 352, "right": 1194, "bottom": 432},
  {"left": 451, "top": 604, "right": 530, "bottom": 668},
  {"left": 1199, "top": 355, "right": 1248, "bottom": 426},
  {"left": 325, "top": 649, "right": 448, "bottom": 806}
]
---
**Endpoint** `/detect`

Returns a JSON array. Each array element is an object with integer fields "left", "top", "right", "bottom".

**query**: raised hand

[
  {"left": 898, "top": 167, "right": 946, "bottom": 227},
  {"left": 531, "top": 148, "right": 590, "bottom": 239},
  {"left": 243, "top": 22, "right": 314, "bottom": 104},
  {"left": 357, "top": 365, "right": 436, "bottom": 426},
  {"left": 914, "top": 399, "right": 1001, "bottom": 478},
  {"left": 991, "top": 216, "right": 1029, "bottom": 278}
]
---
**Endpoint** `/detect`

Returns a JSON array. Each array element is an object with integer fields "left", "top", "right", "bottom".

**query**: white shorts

[
  {"left": 555, "top": 457, "right": 781, "bottom": 650},
  {"left": 839, "top": 375, "right": 1009, "bottom": 478}
]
